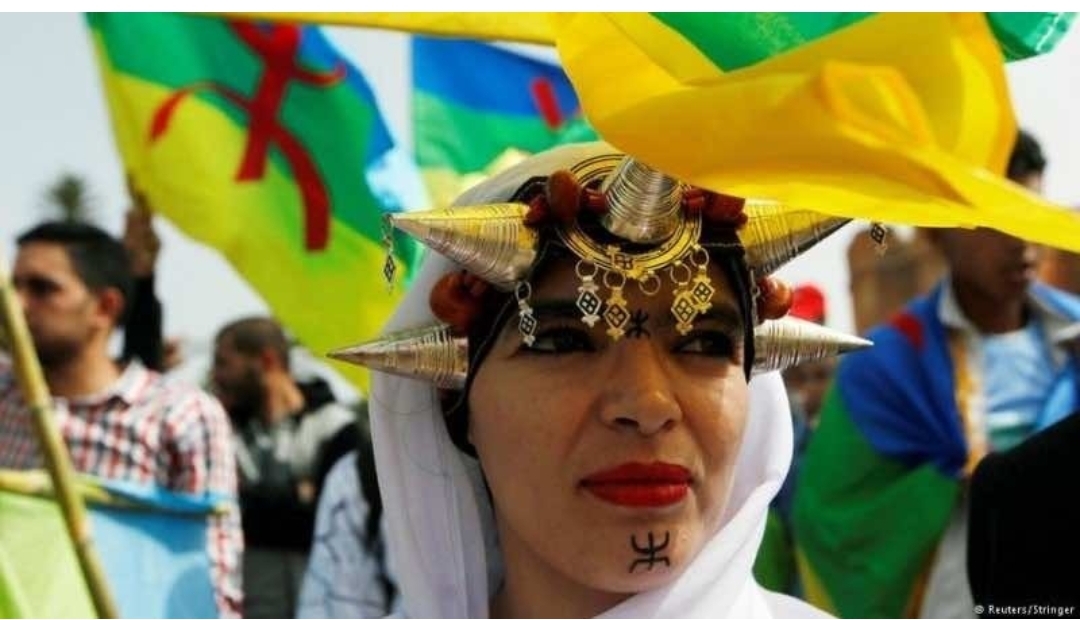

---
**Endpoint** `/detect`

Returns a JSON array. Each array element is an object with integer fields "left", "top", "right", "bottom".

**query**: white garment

[
  {"left": 365, "top": 143, "right": 828, "bottom": 618},
  {"left": 234, "top": 401, "right": 356, "bottom": 484},
  {"left": 919, "top": 495, "right": 974, "bottom": 619},
  {"left": 979, "top": 322, "right": 1054, "bottom": 452},
  {"left": 296, "top": 452, "right": 399, "bottom": 618}
]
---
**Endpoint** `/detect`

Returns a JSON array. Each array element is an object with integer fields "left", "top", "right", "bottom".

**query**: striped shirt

[{"left": 0, "top": 357, "right": 243, "bottom": 617}]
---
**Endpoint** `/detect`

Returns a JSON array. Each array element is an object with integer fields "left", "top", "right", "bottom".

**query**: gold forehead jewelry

[
  {"left": 383, "top": 155, "right": 848, "bottom": 288},
  {"left": 349, "top": 147, "right": 867, "bottom": 384},
  {"left": 382, "top": 153, "right": 847, "bottom": 343}
]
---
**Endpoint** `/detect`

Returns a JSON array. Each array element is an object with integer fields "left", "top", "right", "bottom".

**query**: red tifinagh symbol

[
  {"left": 529, "top": 77, "right": 564, "bottom": 130},
  {"left": 148, "top": 21, "right": 346, "bottom": 251},
  {"left": 890, "top": 311, "right": 925, "bottom": 350}
]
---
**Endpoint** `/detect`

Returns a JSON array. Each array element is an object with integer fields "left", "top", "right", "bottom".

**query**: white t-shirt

[
  {"left": 296, "top": 452, "right": 399, "bottom": 618},
  {"left": 978, "top": 320, "right": 1055, "bottom": 452}
]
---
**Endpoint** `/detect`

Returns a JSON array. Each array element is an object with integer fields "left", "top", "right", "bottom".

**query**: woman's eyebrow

[
  {"left": 655, "top": 300, "right": 744, "bottom": 332},
  {"left": 497, "top": 298, "right": 582, "bottom": 342},
  {"left": 528, "top": 299, "right": 582, "bottom": 320},
  {"left": 699, "top": 304, "right": 744, "bottom": 330}
]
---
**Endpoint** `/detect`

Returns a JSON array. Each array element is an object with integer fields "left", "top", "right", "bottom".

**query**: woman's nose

[{"left": 595, "top": 342, "right": 683, "bottom": 436}]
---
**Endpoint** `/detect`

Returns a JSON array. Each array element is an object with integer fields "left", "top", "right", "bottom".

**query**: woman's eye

[
  {"left": 676, "top": 331, "right": 737, "bottom": 360},
  {"left": 524, "top": 326, "right": 596, "bottom": 354}
]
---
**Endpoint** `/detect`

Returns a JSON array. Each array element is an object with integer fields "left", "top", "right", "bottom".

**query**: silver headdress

[
  {"left": 388, "top": 204, "right": 536, "bottom": 291},
  {"left": 344, "top": 143, "right": 868, "bottom": 384},
  {"left": 599, "top": 156, "right": 685, "bottom": 244},
  {"left": 741, "top": 201, "right": 850, "bottom": 276},
  {"left": 753, "top": 317, "right": 871, "bottom": 375},
  {"left": 328, "top": 324, "right": 467, "bottom": 389},
  {"left": 330, "top": 315, "right": 870, "bottom": 385}
]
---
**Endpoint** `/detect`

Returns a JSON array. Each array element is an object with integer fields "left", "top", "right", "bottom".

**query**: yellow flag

[
  {"left": 553, "top": 12, "right": 1080, "bottom": 251},
  {"left": 237, "top": 12, "right": 553, "bottom": 44}
]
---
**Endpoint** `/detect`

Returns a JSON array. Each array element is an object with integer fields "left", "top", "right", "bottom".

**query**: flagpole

[{"left": 0, "top": 255, "right": 119, "bottom": 618}]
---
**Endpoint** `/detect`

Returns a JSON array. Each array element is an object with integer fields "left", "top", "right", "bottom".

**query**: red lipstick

[{"left": 581, "top": 462, "right": 691, "bottom": 507}]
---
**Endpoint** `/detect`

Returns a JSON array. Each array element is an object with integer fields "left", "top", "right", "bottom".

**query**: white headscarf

[{"left": 367, "top": 143, "right": 826, "bottom": 618}]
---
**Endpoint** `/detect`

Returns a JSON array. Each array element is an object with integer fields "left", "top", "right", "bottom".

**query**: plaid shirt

[{"left": 0, "top": 357, "right": 243, "bottom": 617}]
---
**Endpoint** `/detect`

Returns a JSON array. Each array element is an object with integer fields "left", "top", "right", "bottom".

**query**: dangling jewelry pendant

[
  {"left": 689, "top": 246, "right": 714, "bottom": 315},
  {"left": 869, "top": 222, "right": 889, "bottom": 256},
  {"left": 638, "top": 270, "right": 662, "bottom": 297},
  {"left": 602, "top": 270, "right": 631, "bottom": 341},
  {"left": 516, "top": 281, "right": 538, "bottom": 346},
  {"left": 669, "top": 260, "right": 697, "bottom": 335},
  {"left": 575, "top": 260, "right": 603, "bottom": 327},
  {"left": 382, "top": 215, "right": 397, "bottom": 291}
]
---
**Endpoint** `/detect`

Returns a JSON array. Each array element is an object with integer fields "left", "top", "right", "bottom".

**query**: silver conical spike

[
  {"left": 741, "top": 200, "right": 850, "bottom": 275},
  {"left": 390, "top": 204, "right": 537, "bottom": 291},
  {"left": 600, "top": 157, "right": 684, "bottom": 244},
  {"left": 752, "top": 316, "right": 872, "bottom": 375},
  {"left": 328, "top": 324, "right": 468, "bottom": 389}
]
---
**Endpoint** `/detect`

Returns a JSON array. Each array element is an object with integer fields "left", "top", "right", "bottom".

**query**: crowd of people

[
  {"left": 0, "top": 188, "right": 399, "bottom": 617},
  {"left": 2, "top": 116, "right": 1078, "bottom": 619}
]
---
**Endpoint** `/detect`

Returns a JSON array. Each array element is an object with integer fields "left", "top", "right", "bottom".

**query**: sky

[{"left": 2, "top": 12, "right": 1079, "bottom": 394}]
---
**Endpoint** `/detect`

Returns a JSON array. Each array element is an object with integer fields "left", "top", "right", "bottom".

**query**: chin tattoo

[{"left": 629, "top": 531, "right": 671, "bottom": 573}]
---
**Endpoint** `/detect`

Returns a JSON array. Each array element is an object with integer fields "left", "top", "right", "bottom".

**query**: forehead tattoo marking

[{"left": 626, "top": 309, "right": 651, "bottom": 339}]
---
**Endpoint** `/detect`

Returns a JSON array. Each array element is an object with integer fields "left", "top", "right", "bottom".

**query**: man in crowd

[
  {"left": 212, "top": 316, "right": 356, "bottom": 618},
  {"left": 794, "top": 130, "right": 1080, "bottom": 617},
  {"left": 0, "top": 221, "right": 242, "bottom": 616}
]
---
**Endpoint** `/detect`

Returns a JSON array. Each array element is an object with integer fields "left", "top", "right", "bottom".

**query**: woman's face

[{"left": 468, "top": 257, "right": 750, "bottom": 598}]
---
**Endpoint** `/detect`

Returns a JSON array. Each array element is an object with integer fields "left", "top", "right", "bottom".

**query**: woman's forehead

[{"left": 529, "top": 257, "right": 742, "bottom": 317}]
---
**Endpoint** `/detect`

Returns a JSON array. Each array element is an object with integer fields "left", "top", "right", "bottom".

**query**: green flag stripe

[
  {"left": 414, "top": 92, "right": 595, "bottom": 174},
  {"left": 651, "top": 12, "right": 871, "bottom": 71},
  {"left": 793, "top": 386, "right": 960, "bottom": 617},
  {"left": 89, "top": 13, "right": 399, "bottom": 247},
  {"left": 652, "top": 12, "right": 1075, "bottom": 71},
  {"left": 987, "top": 12, "right": 1077, "bottom": 60}
]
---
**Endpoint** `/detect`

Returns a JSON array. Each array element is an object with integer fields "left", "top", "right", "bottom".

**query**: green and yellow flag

[
  {"left": 242, "top": 12, "right": 1073, "bottom": 61},
  {"left": 1, "top": 470, "right": 223, "bottom": 618},
  {"left": 552, "top": 12, "right": 1080, "bottom": 250},
  {"left": 88, "top": 13, "right": 425, "bottom": 391},
  {"left": 793, "top": 284, "right": 1080, "bottom": 616},
  {"left": 255, "top": 12, "right": 1080, "bottom": 250},
  {"left": 411, "top": 36, "right": 595, "bottom": 207},
  {"left": 243, "top": 12, "right": 553, "bottom": 45}
]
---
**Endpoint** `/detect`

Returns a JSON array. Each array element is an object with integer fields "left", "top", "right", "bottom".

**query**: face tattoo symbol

[
  {"left": 626, "top": 309, "right": 651, "bottom": 339},
  {"left": 629, "top": 531, "right": 671, "bottom": 573}
]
